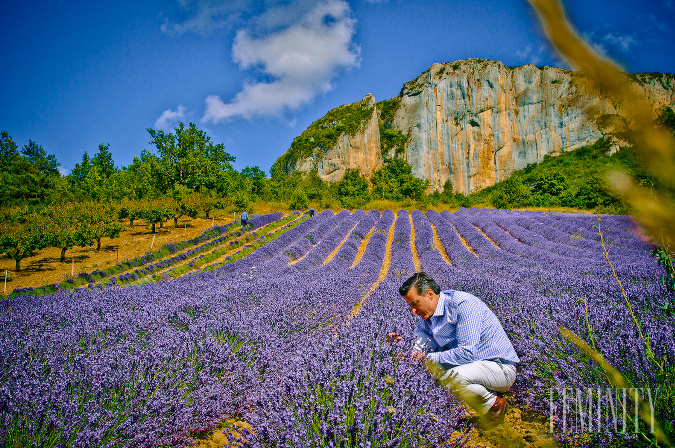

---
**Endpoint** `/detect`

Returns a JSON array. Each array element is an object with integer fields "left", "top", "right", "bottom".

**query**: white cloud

[
  {"left": 515, "top": 44, "right": 548, "bottom": 66},
  {"left": 154, "top": 105, "right": 187, "bottom": 130},
  {"left": 581, "top": 29, "right": 637, "bottom": 59},
  {"left": 161, "top": 0, "right": 252, "bottom": 36},
  {"left": 602, "top": 33, "right": 636, "bottom": 53},
  {"left": 642, "top": 13, "right": 670, "bottom": 33},
  {"left": 203, "top": 0, "right": 360, "bottom": 122}
]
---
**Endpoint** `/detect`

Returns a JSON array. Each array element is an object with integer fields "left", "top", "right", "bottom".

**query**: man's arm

[
  {"left": 412, "top": 321, "right": 440, "bottom": 353},
  {"left": 425, "top": 301, "right": 481, "bottom": 365}
]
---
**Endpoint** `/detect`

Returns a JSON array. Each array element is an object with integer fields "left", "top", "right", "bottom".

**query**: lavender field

[{"left": 1, "top": 208, "right": 673, "bottom": 447}]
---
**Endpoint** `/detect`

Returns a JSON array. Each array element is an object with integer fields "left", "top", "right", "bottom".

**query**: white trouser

[{"left": 440, "top": 360, "right": 517, "bottom": 415}]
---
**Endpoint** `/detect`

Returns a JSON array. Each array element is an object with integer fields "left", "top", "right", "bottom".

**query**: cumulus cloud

[
  {"left": 154, "top": 105, "right": 187, "bottom": 130},
  {"left": 203, "top": 0, "right": 360, "bottom": 122}
]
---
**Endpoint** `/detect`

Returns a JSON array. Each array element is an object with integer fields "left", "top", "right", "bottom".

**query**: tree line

[{"left": 2, "top": 107, "right": 673, "bottom": 271}]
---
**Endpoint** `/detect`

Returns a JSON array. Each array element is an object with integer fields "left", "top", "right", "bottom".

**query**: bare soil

[{"left": 0, "top": 216, "right": 235, "bottom": 295}]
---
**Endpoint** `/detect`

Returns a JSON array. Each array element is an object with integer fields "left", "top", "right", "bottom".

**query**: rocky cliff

[{"left": 274, "top": 59, "right": 675, "bottom": 194}]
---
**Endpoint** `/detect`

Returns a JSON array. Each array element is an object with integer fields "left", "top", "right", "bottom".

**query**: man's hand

[
  {"left": 411, "top": 350, "right": 426, "bottom": 362},
  {"left": 386, "top": 332, "right": 401, "bottom": 343}
]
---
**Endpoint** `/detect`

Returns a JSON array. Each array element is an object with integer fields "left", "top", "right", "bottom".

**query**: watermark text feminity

[{"left": 548, "top": 387, "right": 658, "bottom": 434}]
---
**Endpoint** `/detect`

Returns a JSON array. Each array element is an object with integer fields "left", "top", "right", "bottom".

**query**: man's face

[{"left": 403, "top": 287, "right": 438, "bottom": 320}]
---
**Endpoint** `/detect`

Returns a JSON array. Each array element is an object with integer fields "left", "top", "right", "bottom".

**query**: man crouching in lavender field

[{"left": 387, "top": 272, "right": 520, "bottom": 430}]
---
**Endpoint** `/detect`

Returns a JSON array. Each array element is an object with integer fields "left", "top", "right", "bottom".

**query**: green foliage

[
  {"left": 147, "top": 122, "right": 235, "bottom": 193},
  {"left": 138, "top": 201, "right": 171, "bottom": 233},
  {"left": 21, "top": 140, "right": 59, "bottom": 175},
  {"left": 574, "top": 175, "right": 615, "bottom": 209},
  {"left": 196, "top": 192, "right": 224, "bottom": 219},
  {"left": 232, "top": 191, "right": 250, "bottom": 211},
  {"left": 456, "top": 137, "right": 667, "bottom": 212},
  {"left": 290, "top": 188, "right": 309, "bottom": 210},
  {"left": 168, "top": 188, "right": 199, "bottom": 226},
  {"left": 379, "top": 127, "right": 408, "bottom": 157},
  {"left": 79, "top": 203, "right": 125, "bottom": 250},
  {"left": 0, "top": 211, "right": 49, "bottom": 271},
  {"left": 67, "top": 144, "right": 119, "bottom": 201},
  {"left": 377, "top": 97, "right": 401, "bottom": 125},
  {"left": 371, "top": 158, "right": 427, "bottom": 201},
  {"left": 46, "top": 203, "right": 91, "bottom": 261},
  {"left": 241, "top": 166, "right": 267, "bottom": 196},
  {"left": 92, "top": 143, "right": 116, "bottom": 180},
  {"left": 438, "top": 180, "right": 474, "bottom": 207},
  {"left": 0, "top": 131, "right": 19, "bottom": 168},
  {"left": 529, "top": 170, "right": 574, "bottom": 207},
  {"left": 0, "top": 137, "right": 64, "bottom": 206},
  {"left": 336, "top": 169, "right": 370, "bottom": 209},
  {"left": 572, "top": 137, "right": 612, "bottom": 160},
  {"left": 274, "top": 97, "right": 375, "bottom": 176},
  {"left": 377, "top": 97, "right": 409, "bottom": 157},
  {"left": 303, "top": 170, "right": 327, "bottom": 201},
  {"left": 655, "top": 106, "right": 675, "bottom": 136},
  {"left": 491, "top": 176, "right": 532, "bottom": 209}
]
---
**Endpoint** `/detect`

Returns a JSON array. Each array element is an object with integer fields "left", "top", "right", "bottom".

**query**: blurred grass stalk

[
  {"left": 527, "top": 0, "right": 675, "bottom": 247},
  {"left": 528, "top": 0, "right": 674, "bottom": 444},
  {"left": 559, "top": 328, "right": 670, "bottom": 446}
]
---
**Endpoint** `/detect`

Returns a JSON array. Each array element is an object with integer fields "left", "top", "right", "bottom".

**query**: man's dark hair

[{"left": 399, "top": 272, "right": 441, "bottom": 296}]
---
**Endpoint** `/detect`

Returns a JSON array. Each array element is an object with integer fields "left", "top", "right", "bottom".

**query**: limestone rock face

[
  {"left": 295, "top": 94, "right": 382, "bottom": 183},
  {"left": 277, "top": 59, "right": 675, "bottom": 193},
  {"left": 395, "top": 60, "right": 674, "bottom": 193}
]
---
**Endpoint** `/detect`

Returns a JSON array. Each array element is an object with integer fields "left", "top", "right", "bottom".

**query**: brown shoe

[{"left": 478, "top": 395, "right": 508, "bottom": 431}]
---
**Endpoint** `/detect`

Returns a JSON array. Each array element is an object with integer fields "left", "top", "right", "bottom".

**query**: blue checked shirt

[{"left": 413, "top": 290, "right": 520, "bottom": 367}]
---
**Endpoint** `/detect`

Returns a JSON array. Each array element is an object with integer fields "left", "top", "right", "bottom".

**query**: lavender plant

[{"left": 1, "top": 209, "right": 672, "bottom": 447}]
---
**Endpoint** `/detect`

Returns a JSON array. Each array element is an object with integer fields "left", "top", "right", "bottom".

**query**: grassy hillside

[
  {"left": 272, "top": 96, "right": 375, "bottom": 176},
  {"left": 439, "top": 137, "right": 670, "bottom": 214}
]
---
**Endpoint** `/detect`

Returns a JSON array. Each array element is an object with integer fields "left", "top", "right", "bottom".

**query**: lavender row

[
  {"left": 292, "top": 209, "right": 366, "bottom": 271},
  {"left": 472, "top": 210, "right": 663, "bottom": 281},
  {"left": 411, "top": 210, "right": 457, "bottom": 276},
  {"left": 246, "top": 275, "right": 467, "bottom": 447},
  {"left": 283, "top": 210, "right": 352, "bottom": 263},
  {"left": 110, "top": 212, "right": 285, "bottom": 285},
  {"left": 350, "top": 209, "right": 395, "bottom": 282},
  {"left": 214, "top": 210, "right": 323, "bottom": 276},
  {"left": 386, "top": 210, "right": 417, "bottom": 277},
  {"left": 444, "top": 210, "right": 519, "bottom": 263},
  {"left": 426, "top": 210, "right": 480, "bottom": 269},
  {"left": 0, "top": 282, "right": 258, "bottom": 447},
  {"left": 325, "top": 210, "right": 380, "bottom": 270}
]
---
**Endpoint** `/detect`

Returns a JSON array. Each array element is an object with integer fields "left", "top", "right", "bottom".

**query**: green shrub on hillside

[
  {"left": 273, "top": 98, "right": 375, "bottom": 176},
  {"left": 371, "top": 158, "right": 426, "bottom": 201},
  {"left": 337, "top": 169, "right": 370, "bottom": 209},
  {"left": 491, "top": 176, "right": 532, "bottom": 209},
  {"left": 377, "top": 97, "right": 409, "bottom": 157},
  {"left": 290, "top": 188, "right": 309, "bottom": 210}
]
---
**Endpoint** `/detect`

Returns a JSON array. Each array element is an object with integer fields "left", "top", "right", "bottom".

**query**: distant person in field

[
  {"left": 387, "top": 272, "right": 519, "bottom": 430},
  {"left": 240, "top": 211, "right": 248, "bottom": 227},
  {"left": 309, "top": 208, "right": 316, "bottom": 217}
]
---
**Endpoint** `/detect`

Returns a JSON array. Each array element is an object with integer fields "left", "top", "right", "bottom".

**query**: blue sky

[{"left": 2, "top": 0, "right": 674, "bottom": 176}]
